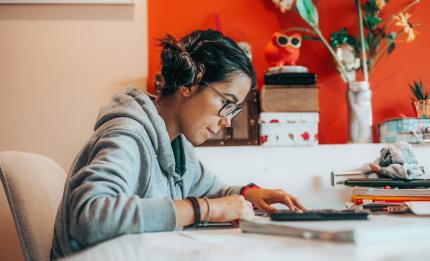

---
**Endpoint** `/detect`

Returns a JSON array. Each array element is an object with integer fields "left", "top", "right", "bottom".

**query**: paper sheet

[{"left": 406, "top": 202, "right": 430, "bottom": 215}]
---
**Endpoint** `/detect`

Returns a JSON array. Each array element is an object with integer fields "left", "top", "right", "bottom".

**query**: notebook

[
  {"left": 344, "top": 178, "right": 430, "bottom": 188},
  {"left": 353, "top": 187, "right": 430, "bottom": 197},
  {"left": 406, "top": 202, "right": 430, "bottom": 215}
]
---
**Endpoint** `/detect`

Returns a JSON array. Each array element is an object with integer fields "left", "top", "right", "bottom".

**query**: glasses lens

[
  {"left": 219, "top": 102, "right": 237, "bottom": 117},
  {"left": 230, "top": 108, "right": 243, "bottom": 118},
  {"left": 277, "top": 35, "right": 288, "bottom": 46},
  {"left": 290, "top": 37, "right": 301, "bottom": 48}
]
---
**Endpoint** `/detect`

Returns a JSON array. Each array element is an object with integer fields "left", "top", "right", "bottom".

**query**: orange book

[{"left": 352, "top": 195, "right": 430, "bottom": 202}]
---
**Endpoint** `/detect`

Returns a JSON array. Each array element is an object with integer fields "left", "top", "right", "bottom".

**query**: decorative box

[
  {"left": 379, "top": 117, "right": 430, "bottom": 143},
  {"left": 259, "top": 112, "right": 319, "bottom": 146}
]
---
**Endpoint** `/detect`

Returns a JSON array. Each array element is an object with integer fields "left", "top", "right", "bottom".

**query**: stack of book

[
  {"left": 332, "top": 171, "right": 430, "bottom": 212},
  {"left": 351, "top": 186, "right": 430, "bottom": 208},
  {"left": 259, "top": 71, "right": 319, "bottom": 147}
]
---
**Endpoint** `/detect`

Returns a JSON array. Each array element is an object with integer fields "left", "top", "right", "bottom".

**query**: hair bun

[
  {"left": 160, "top": 36, "right": 197, "bottom": 92},
  {"left": 158, "top": 29, "right": 256, "bottom": 97}
]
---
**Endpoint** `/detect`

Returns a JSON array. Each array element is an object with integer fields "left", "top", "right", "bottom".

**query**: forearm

[{"left": 174, "top": 198, "right": 210, "bottom": 228}]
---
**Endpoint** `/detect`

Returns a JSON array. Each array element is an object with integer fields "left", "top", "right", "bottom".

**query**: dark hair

[{"left": 159, "top": 29, "right": 256, "bottom": 96}]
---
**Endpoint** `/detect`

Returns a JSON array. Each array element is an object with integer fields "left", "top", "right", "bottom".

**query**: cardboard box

[{"left": 260, "top": 85, "right": 319, "bottom": 112}]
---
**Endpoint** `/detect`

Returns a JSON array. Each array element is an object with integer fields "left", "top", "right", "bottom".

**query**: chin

[
  {"left": 184, "top": 133, "right": 206, "bottom": 146},
  {"left": 192, "top": 137, "right": 207, "bottom": 146}
]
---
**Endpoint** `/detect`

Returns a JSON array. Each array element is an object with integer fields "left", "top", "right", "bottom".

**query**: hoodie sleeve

[{"left": 68, "top": 129, "right": 177, "bottom": 247}]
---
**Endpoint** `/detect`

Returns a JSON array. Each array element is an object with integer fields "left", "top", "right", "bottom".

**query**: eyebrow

[
  {"left": 223, "top": 93, "right": 239, "bottom": 103},
  {"left": 204, "top": 82, "right": 240, "bottom": 104}
]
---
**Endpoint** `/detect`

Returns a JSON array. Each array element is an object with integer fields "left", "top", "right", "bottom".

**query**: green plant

[
  {"left": 295, "top": 0, "right": 352, "bottom": 83},
  {"left": 359, "top": 0, "right": 420, "bottom": 74},
  {"left": 278, "top": 0, "right": 421, "bottom": 83},
  {"left": 409, "top": 80, "right": 429, "bottom": 101}
]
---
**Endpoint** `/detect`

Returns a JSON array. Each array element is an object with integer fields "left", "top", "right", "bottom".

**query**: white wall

[
  {"left": 0, "top": 2, "right": 148, "bottom": 260},
  {"left": 195, "top": 144, "right": 430, "bottom": 209}
]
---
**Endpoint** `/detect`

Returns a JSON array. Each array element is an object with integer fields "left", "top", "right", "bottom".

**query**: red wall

[{"left": 148, "top": 0, "right": 430, "bottom": 144}]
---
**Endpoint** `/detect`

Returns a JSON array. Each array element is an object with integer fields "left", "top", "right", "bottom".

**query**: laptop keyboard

[{"left": 271, "top": 209, "right": 369, "bottom": 221}]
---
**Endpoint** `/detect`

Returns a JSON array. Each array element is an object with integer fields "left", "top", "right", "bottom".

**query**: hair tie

[
  {"left": 194, "top": 63, "right": 205, "bottom": 84},
  {"left": 179, "top": 51, "right": 191, "bottom": 60}
]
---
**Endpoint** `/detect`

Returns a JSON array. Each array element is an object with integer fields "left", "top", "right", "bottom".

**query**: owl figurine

[{"left": 264, "top": 32, "right": 302, "bottom": 67}]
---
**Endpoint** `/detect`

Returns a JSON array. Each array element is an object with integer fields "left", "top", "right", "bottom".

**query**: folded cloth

[{"left": 361, "top": 142, "right": 425, "bottom": 180}]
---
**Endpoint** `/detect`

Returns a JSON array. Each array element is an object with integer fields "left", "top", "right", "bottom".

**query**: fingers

[
  {"left": 291, "top": 195, "right": 306, "bottom": 211},
  {"left": 256, "top": 200, "right": 278, "bottom": 214},
  {"left": 281, "top": 194, "right": 295, "bottom": 211},
  {"left": 270, "top": 190, "right": 305, "bottom": 212}
]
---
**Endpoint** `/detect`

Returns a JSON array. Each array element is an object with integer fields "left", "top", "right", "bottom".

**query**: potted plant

[
  {"left": 271, "top": 0, "right": 421, "bottom": 143},
  {"left": 410, "top": 80, "right": 430, "bottom": 118}
]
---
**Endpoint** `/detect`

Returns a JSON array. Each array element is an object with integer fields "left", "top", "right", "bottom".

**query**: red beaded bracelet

[{"left": 240, "top": 183, "right": 261, "bottom": 197}]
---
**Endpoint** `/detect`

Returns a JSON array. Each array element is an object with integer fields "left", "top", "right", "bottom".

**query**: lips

[{"left": 207, "top": 127, "right": 215, "bottom": 136}]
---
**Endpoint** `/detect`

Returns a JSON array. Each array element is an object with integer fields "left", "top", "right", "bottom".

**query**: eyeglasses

[
  {"left": 276, "top": 33, "right": 302, "bottom": 48},
  {"left": 200, "top": 82, "right": 243, "bottom": 118}
]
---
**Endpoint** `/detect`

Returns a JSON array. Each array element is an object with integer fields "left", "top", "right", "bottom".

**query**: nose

[{"left": 219, "top": 116, "right": 232, "bottom": 128}]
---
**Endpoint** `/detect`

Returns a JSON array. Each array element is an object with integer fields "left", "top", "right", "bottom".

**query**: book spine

[
  {"left": 263, "top": 84, "right": 319, "bottom": 89},
  {"left": 264, "top": 79, "right": 316, "bottom": 85},
  {"left": 352, "top": 196, "right": 430, "bottom": 204},
  {"left": 352, "top": 191, "right": 430, "bottom": 197}
]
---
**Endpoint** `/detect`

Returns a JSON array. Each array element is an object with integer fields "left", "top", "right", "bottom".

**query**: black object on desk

[
  {"left": 344, "top": 178, "right": 430, "bottom": 188},
  {"left": 362, "top": 203, "right": 405, "bottom": 212},
  {"left": 271, "top": 209, "right": 369, "bottom": 221},
  {"left": 184, "top": 222, "right": 235, "bottom": 230}
]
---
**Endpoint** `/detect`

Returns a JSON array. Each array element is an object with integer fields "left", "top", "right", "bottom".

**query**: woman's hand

[
  {"left": 243, "top": 188, "right": 305, "bottom": 214},
  {"left": 208, "top": 195, "right": 254, "bottom": 222}
]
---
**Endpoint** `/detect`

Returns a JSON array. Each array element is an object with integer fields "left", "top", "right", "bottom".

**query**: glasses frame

[
  {"left": 200, "top": 82, "right": 244, "bottom": 119},
  {"left": 276, "top": 34, "right": 302, "bottom": 48}
]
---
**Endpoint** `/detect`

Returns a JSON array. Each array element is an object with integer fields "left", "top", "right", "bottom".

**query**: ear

[{"left": 178, "top": 85, "right": 199, "bottom": 98}]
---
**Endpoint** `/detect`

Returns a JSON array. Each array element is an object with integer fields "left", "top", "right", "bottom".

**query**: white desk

[
  {"left": 61, "top": 144, "right": 430, "bottom": 261},
  {"left": 62, "top": 224, "right": 430, "bottom": 261}
]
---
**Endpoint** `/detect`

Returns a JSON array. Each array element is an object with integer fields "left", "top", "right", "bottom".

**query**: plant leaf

[
  {"left": 409, "top": 80, "right": 426, "bottom": 100},
  {"left": 388, "top": 32, "right": 397, "bottom": 40},
  {"left": 296, "top": 0, "right": 319, "bottom": 28},
  {"left": 387, "top": 42, "right": 396, "bottom": 54},
  {"left": 365, "top": 15, "right": 382, "bottom": 28},
  {"left": 364, "top": 0, "right": 379, "bottom": 16}
]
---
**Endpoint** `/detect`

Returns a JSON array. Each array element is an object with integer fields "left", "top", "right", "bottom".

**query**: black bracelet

[{"left": 187, "top": 196, "right": 201, "bottom": 227}]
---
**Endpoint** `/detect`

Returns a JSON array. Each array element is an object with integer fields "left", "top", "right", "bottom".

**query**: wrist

[
  {"left": 241, "top": 183, "right": 261, "bottom": 201},
  {"left": 207, "top": 198, "right": 223, "bottom": 222},
  {"left": 199, "top": 198, "right": 211, "bottom": 223},
  {"left": 243, "top": 187, "right": 259, "bottom": 201}
]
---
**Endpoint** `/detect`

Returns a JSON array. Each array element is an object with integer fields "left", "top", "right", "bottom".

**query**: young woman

[{"left": 51, "top": 29, "right": 304, "bottom": 259}]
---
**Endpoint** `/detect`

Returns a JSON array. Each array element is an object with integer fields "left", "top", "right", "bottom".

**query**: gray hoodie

[{"left": 51, "top": 87, "right": 242, "bottom": 259}]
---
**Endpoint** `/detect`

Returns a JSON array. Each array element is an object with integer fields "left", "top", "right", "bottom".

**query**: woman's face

[{"left": 177, "top": 73, "right": 252, "bottom": 145}]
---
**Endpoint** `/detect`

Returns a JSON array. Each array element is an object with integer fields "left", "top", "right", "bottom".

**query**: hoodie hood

[{"left": 94, "top": 87, "right": 179, "bottom": 180}]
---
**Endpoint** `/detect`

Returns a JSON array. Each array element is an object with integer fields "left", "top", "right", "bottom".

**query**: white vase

[{"left": 348, "top": 81, "right": 373, "bottom": 143}]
